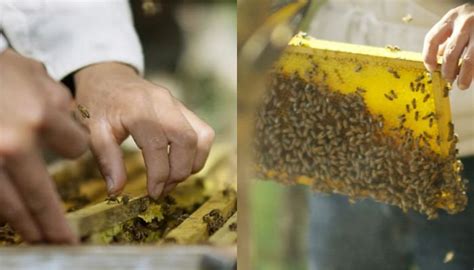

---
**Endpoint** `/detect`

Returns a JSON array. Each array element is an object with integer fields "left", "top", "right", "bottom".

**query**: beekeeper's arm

[
  {"left": 0, "top": 0, "right": 143, "bottom": 244},
  {"left": 1, "top": 0, "right": 214, "bottom": 202},
  {"left": 423, "top": 3, "right": 474, "bottom": 89}
]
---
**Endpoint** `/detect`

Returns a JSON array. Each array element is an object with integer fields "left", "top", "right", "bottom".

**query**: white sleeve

[
  {"left": 0, "top": 0, "right": 144, "bottom": 81},
  {"left": 0, "top": 4, "right": 8, "bottom": 53}
]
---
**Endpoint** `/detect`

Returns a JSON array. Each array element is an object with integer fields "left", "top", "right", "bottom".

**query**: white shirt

[
  {"left": 309, "top": 0, "right": 474, "bottom": 157},
  {"left": 0, "top": 0, "right": 144, "bottom": 80}
]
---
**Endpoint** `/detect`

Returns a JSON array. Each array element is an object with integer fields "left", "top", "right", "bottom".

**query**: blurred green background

[
  {"left": 132, "top": 0, "right": 236, "bottom": 144},
  {"left": 251, "top": 181, "right": 310, "bottom": 270}
]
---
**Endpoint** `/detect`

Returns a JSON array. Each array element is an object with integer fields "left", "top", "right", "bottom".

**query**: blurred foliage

[
  {"left": 238, "top": 0, "right": 320, "bottom": 269},
  {"left": 251, "top": 181, "right": 308, "bottom": 270},
  {"left": 132, "top": 1, "right": 236, "bottom": 141},
  {"left": 251, "top": 181, "right": 285, "bottom": 270}
]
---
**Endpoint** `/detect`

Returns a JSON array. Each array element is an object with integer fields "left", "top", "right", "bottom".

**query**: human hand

[
  {"left": 73, "top": 62, "right": 215, "bottom": 198},
  {"left": 423, "top": 3, "right": 474, "bottom": 89},
  {"left": 0, "top": 49, "right": 88, "bottom": 243}
]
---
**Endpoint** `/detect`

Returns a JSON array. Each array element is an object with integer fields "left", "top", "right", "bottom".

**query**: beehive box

[
  {"left": 255, "top": 33, "right": 468, "bottom": 218},
  {"left": 0, "top": 144, "right": 236, "bottom": 268}
]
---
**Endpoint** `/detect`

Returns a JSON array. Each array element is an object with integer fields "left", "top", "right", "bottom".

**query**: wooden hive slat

[
  {"left": 208, "top": 212, "right": 237, "bottom": 245},
  {"left": 163, "top": 187, "right": 237, "bottom": 244}
]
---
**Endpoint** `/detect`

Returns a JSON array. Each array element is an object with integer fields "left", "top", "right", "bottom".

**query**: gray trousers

[{"left": 309, "top": 157, "right": 474, "bottom": 270}]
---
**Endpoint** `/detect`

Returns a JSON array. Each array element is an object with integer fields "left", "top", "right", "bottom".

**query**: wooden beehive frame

[{"left": 0, "top": 144, "right": 237, "bottom": 247}]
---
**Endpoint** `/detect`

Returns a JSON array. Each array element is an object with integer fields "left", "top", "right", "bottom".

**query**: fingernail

[
  {"left": 443, "top": 74, "right": 453, "bottom": 83},
  {"left": 105, "top": 176, "right": 115, "bottom": 193},
  {"left": 458, "top": 82, "right": 468, "bottom": 89}
]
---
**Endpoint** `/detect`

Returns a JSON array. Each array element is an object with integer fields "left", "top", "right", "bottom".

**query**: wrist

[
  {"left": 0, "top": 49, "right": 21, "bottom": 70},
  {"left": 0, "top": 47, "right": 10, "bottom": 61},
  {"left": 74, "top": 62, "right": 138, "bottom": 91}
]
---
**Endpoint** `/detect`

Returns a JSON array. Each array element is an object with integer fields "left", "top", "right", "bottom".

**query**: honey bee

[
  {"left": 423, "top": 94, "right": 431, "bottom": 103},
  {"left": 387, "top": 67, "right": 400, "bottom": 78},
  {"left": 228, "top": 222, "right": 237, "bottom": 231},
  {"left": 415, "top": 74, "right": 424, "bottom": 82},
  {"left": 354, "top": 64, "right": 363, "bottom": 72},
  {"left": 164, "top": 195, "right": 176, "bottom": 205},
  {"left": 390, "top": 90, "right": 398, "bottom": 98},
  {"left": 443, "top": 86, "right": 450, "bottom": 97},
  {"left": 402, "top": 14, "right": 413, "bottom": 23},
  {"left": 77, "top": 104, "right": 90, "bottom": 119},
  {"left": 385, "top": 45, "right": 401, "bottom": 52},
  {"left": 121, "top": 195, "right": 130, "bottom": 205},
  {"left": 105, "top": 195, "right": 119, "bottom": 204},
  {"left": 384, "top": 93, "right": 393, "bottom": 101}
]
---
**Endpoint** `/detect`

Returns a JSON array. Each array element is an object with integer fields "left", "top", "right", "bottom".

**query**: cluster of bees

[
  {"left": 105, "top": 195, "right": 130, "bottom": 205},
  {"left": 0, "top": 224, "right": 19, "bottom": 245},
  {"left": 106, "top": 195, "right": 193, "bottom": 244},
  {"left": 203, "top": 209, "right": 225, "bottom": 235},
  {"left": 254, "top": 72, "right": 467, "bottom": 218}
]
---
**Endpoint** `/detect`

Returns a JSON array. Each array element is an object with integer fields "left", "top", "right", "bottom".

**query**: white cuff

[
  {"left": 0, "top": 0, "right": 144, "bottom": 81},
  {"left": 42, "top": 31, "right": 144, "bottom": 81},
  {"left": 38, "top": 1, "right": 144, "bottom": 80}
]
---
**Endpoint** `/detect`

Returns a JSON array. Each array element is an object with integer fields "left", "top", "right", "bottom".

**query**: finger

[
  {"left": 457, "top": 44, "right": 474, "bottom": 89},
  {"left": 438, "top": 40, "right": 448, "bottom": 56},
  {"left": 89, "top": 122, "right": 127, "bottom": 195},
  {"left": 150, "top": 95, "right": 197, "bottom": 188},
  {"left": 177, "top": 101, "right": 215, "bottom": 173},
  {"left": 0, "top": 170, "right": 42, "bottom": 243},
  {"left": 441, "top": 27, "right": 470, "bottom": 82},
  {"left": 5, "top": 147, "right": 77, "bottom": 244},
  {"left": 41, "top": 79, "right": 73, "bottom": 112},
  {"left": 40, "top": 107, "right": 89, "bottom": 159},
  {"left": 423, "top": 16, "right": 453, "bottom": 72},
  {"left": 125, "top": 117, "right": 169, "bottom": 199},
  {"left": 0, "top": 126, "right": 32, "bottom": 156}
]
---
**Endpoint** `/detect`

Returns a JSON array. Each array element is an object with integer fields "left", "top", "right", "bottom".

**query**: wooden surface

[
  {"left": 0, "top": 246, "right": 236, "bottom": 270},
  {"left": 66, "top": 194, "right": 150, "bottom": 237}
]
